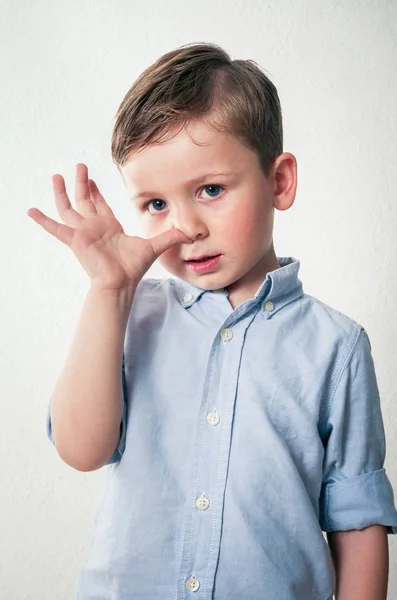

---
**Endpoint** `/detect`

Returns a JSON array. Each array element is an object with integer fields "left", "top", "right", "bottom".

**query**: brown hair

[{"left": 111, "top": 42, "right": 283, "bottom": 177}]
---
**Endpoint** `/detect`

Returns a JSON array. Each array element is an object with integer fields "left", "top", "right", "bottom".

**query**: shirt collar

[{"left": 172, "top": 256, "right": 303, "bottom": 315}]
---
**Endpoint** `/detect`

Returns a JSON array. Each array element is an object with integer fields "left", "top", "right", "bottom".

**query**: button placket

[{"left": 176, "top": 318, "right": 250, "bottom": 599}]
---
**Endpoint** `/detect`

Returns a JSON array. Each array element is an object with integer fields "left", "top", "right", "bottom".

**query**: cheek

[
  {"left": 221, "top": 203, "right": 273, "bottom": 253},
  {"left": 223, "top": 207, "right": 260, "bottom": 240},
  {"left": 142, "top": 219, "right": 158, "bottom": 238},
  {"left": 143, "top": 218, "right": 172, "bottom": 246}
]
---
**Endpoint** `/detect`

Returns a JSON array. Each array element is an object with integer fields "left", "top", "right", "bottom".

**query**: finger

[
  {"left": 75, "top": 163, "right": 98, "bottom": 217},
  {"left": 149, "top": 228, "right": 193, "bottom": 259},
  {"left": 88, "top": 179, "right": 116, "bottom": 218},
  {"left": 52, "top": 174, "right": 84, "bottom": 227},
  {"left": 27, "top": 207, "right": 74, "bottom": 246}
]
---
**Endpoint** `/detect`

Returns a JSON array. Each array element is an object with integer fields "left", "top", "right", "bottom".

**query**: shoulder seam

[{"left": 304, "top": 293, "right": 364, "bottom": 330}]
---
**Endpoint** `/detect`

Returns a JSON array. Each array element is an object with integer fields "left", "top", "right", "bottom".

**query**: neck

[{"left": 226, "top": 249, "right": 280, "bottom": 310}]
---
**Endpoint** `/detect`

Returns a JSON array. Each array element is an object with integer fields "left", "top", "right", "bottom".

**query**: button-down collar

[{"left": 173, "top": 256, "right": 303, "bottom": 316}]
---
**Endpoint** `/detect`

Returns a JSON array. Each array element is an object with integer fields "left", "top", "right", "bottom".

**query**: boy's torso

[{"left": 73, "top": 257, "right": 378, "bottom": 600}]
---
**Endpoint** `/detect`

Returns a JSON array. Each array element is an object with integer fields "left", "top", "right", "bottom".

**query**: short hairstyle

[{"left": 111, "top": 42, "right": 283, "bottom": 177}]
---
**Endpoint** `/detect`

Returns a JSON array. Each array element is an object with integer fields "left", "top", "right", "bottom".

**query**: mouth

[
  {"left": 185, "top": 254, "right": 222, "bottom": 274},
  {"left": 186, "top": 255, "right": 218, "bottom": 262}
]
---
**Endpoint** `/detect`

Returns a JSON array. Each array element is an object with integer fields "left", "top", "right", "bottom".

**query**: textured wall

[{"left": 2, "top": 0, "right": 396, "bottom": 598}]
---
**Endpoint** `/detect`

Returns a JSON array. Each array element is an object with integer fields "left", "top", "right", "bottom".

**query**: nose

[{"left": 172, "top": 205, "right": 209, "bottom": 240}]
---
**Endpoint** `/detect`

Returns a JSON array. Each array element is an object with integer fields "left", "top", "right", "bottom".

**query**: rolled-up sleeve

[
  {"left": 46, "top": 354, "right": 128, "bottom": 465},
  {"left": 319, "top": 327, "right": 397, "bottom": 534}
]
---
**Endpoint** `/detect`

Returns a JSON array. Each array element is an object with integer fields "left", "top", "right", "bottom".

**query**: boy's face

[{"left": 121, "top": 119, "right": 295, "bottom": 303}]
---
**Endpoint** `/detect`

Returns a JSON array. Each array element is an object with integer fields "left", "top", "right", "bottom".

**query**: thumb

[{"left": 149, "top": 228, "right": 193, "bottom": 259}]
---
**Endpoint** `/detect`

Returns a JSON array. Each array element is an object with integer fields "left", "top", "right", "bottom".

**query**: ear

[{"left": 271, "top": 153, "right": 297, "bottom": 211}]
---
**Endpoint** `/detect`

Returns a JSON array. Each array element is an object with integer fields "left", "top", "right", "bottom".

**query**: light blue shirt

[{"left": 47, "top": 256, "right": 397, "bottom": 600}]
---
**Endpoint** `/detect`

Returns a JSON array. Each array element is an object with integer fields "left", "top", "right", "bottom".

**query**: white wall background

[{"left": 1, "top": 0, "right": 396, "bottom": 598}]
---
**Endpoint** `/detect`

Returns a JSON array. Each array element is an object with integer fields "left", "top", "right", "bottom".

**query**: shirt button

[
  {"left": 220, "top": 328, "right": 233, "bottom": 342},
  {"left": 195, "top": 494, "right": 210, "bottom": 510},
  {"left": 264, "top": 301, "right": 274, "bottom": 312},
  {"left": 184, "top": 294, "right": 193, "bottom": 304},
  {"left": 186, "top": 576, "right": 200, "bottom": 592},
  {"left": 207, "top": 409, "right": 220, "bottom": 426}
]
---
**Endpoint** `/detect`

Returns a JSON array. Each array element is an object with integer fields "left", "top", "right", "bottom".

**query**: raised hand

[{"left": 27, "top": 163, "right": 192, "bottom": 292}]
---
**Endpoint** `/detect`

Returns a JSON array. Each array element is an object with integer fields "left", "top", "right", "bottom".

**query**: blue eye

[
  {"left": 148, "top": 199, "right": 167, "bottom": 213},
  {"left": 201, "top": 185, "right": 223, "bottom": 199}
]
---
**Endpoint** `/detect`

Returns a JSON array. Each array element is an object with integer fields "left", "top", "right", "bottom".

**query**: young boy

[{"left": 28, "top": 42, "right": 397, "bottom": 599}]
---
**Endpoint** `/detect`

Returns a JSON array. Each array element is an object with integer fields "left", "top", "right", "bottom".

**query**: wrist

[{"left": 87, "top": 283, "right": 136, "bottom": 319}]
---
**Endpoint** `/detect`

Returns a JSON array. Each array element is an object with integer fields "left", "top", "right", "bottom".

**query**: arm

[
  {"left": 50, "top": 285, "right": 135, "bottom": 471},
  {"left": 327, "top": 525, "right": 389, "bottom": 600},
  {"left": 29, "top": 163, "right": 191, "bottom": 472}
]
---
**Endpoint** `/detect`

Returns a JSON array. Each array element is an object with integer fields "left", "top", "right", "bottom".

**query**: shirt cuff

[{"left": 320, "top": 468, "right": 397, "bottom": 534}]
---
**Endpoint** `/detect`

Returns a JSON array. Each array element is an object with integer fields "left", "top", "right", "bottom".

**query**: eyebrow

[{"left": 130, "top": 172, "right": 236, "bottom": 201}]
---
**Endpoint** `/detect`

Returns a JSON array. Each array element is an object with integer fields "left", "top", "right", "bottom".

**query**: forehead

[{"left": 120, "top": 120, "right": 257, "bottom": 194}]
